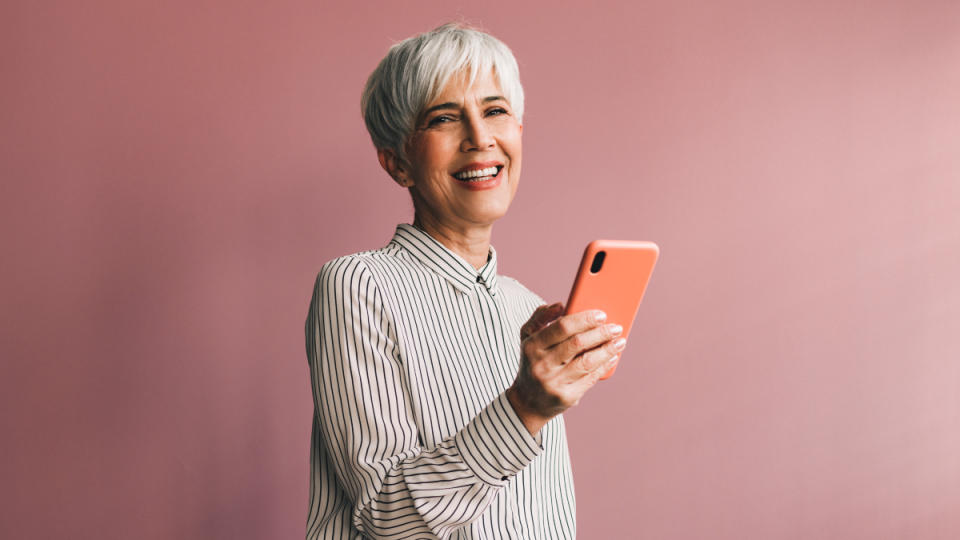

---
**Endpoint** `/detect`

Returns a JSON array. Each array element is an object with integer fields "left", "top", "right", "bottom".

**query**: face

[{"left": 380, "top": 70, "right": 523, "bottom": 230}]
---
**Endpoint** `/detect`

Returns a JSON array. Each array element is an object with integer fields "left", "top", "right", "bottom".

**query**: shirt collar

[{"left": 390, "top": 223, "right": 500, "bottom": 296}]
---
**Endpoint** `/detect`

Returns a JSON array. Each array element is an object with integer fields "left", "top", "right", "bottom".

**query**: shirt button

[{"left": 476, "top": 275, "right": 483, "bottom": 283}]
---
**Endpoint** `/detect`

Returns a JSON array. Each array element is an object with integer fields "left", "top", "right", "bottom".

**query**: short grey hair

[{"left": 361, "top": 23, "right": 525, "bottom": 160}]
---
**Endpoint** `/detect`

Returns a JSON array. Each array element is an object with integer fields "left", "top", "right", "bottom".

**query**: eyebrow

[{"left": 422, "top": 96, "right": 507, "bottom": 116}]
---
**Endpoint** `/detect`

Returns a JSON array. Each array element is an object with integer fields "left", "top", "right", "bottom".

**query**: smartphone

[{"left": 564, "top": 240, "right": 659, "bottom": 380}]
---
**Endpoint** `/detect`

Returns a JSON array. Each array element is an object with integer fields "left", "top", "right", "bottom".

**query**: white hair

[{"left": 361, "top": 23, "right": 525, "bottom": 160}]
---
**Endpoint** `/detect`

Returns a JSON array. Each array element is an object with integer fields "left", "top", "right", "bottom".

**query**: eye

[
  {"left": 427, "top": 114, "right": 456, "bottom": 127},
  {"left": 486, "top": 107, "right": 508, "bottom": 117}
]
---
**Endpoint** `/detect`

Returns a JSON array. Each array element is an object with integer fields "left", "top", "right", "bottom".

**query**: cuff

[{"left": 454, "top": 392, "right": 544, "bottom": 487}]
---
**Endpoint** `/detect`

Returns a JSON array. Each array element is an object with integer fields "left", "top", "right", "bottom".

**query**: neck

[{"left": 413, "top": 212, "right": 492, "bottom": 270}]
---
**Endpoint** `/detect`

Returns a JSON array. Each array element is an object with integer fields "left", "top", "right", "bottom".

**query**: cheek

[
  {"left": 409, "top": 134, "right": 451, "bottom": 168},
  {"left": 508, "top": 140, "right": 522, "bottom": 176},
  {"left": 507, "top": 130, "right": 522, "bottom": 167},
  {"left": 423, "top": 131, "right": 458, "bottom": 155}
]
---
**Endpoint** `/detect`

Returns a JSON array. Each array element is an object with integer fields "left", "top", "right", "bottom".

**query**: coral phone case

[{"left": 564, "top": 240, "right": 659, "bottom": 380}]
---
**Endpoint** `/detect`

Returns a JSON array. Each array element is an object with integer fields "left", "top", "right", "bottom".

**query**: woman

[{"left": 306, "top": 23, "right": 626, "bottom": 539}]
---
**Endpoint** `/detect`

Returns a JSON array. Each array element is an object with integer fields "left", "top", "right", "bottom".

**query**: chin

[{"left": 463, "top": 199, "right": 511, "bottom": 224}]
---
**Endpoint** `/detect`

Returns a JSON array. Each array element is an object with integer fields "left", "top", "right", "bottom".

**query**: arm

[{"left": 306, "top": 257, "right": 542, "bottom": 539}]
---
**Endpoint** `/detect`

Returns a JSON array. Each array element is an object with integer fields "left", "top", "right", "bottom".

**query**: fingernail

[
  {"left": 593, "top": 311, "right": 607, "bottom": 323},
  {"left": 608, "top": 324, "right": 623, "bottom": 336},
  {"left": 607, "top": 355, "right": 619, "bottom": 366},
  {"left": 612, "top": 338, "right": 626, "bottom": 351}
]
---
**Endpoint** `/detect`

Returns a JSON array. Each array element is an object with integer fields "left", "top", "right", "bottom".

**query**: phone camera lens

[{"left": 590, "top": 251, "right": 606, "bottom": 273}]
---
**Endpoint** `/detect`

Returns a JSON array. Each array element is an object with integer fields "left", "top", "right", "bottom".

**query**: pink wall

[{"left": 3, "top": 1, "right": 958, "bottom": 538}]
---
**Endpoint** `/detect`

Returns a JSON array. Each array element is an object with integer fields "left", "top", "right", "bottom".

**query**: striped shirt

[{"left": 305, "top": 224, "right": 576, "bottom": 539}]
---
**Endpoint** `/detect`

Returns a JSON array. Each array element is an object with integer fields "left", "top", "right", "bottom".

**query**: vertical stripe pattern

[{"left": 305, "top": 224, "right": 576, "bottom": 539}]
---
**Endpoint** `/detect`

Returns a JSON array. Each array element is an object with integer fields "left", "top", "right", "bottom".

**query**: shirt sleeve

[{"left": 306, "top": 256, "right": 543, "bottom": 539}]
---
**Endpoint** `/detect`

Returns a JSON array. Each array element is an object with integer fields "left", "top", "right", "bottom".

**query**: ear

[{"left": 377, "top": 148, "right": 413, "bottom": 188}]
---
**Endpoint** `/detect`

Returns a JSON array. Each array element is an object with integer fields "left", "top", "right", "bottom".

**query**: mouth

[{"left": 451, "top": 164, "right": 504, "bottom": 183}]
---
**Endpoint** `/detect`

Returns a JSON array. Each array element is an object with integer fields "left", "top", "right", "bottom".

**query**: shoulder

[
  {"left": 312, "top": 248, "right": 388, "bottom": 292},
  {"left": 311, "top": 243, "right": 415, "bottom": 298},
  {"left": 315, "top": 251, "right": 372, "bottom": 282}
]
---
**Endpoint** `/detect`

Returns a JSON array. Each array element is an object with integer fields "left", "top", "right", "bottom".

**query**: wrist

[{"left": 506, "top": 386, "right": 551, "bottom": 436}]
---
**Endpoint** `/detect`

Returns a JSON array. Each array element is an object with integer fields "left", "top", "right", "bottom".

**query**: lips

[
  {"left": 450, "top": 161, "right": 504, "bottom": 191},
  {"left": 451, "top": 161, "right": 504, "bottom": 182}
]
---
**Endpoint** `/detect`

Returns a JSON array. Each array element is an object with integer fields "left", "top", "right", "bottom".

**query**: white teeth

[{"left": 454, "top": 166, "right": 499, "bottom": 180}]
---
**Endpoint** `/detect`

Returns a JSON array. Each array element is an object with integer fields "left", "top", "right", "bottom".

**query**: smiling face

[{"left": 380, "top": 70, "right": 523, "bottom": 232}]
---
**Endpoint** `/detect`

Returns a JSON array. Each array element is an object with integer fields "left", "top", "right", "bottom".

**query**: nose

[{"left": 460, "top": 112, "right": 494, "bottom": 152}]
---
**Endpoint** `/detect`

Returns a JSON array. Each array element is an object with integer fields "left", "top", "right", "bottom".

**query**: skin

[{"left": 377, "top": 70, "right": 626, "bottom": 435}]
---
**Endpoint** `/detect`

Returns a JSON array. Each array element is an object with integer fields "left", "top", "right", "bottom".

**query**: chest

[{"left": 389, "top": 281, "right": 531, "bottom": 448}]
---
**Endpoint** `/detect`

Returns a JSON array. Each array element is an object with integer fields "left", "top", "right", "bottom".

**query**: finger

[
  {"left": 534, "top": 309, "right": 607, "bottom": 349},
  {"left": 564, "top": 337, "right": 626, "bottom": 381},
  {"left": 521, "top": 302, "right": 563, "bottom": 339},
  {"left": 520, "top": 305, "right": 548, "bottom": 338},
  {"left": 552, "top": 323, "right": 623, "bottom": 364}
]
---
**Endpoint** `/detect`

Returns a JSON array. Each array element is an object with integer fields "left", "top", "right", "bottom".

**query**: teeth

[{"left": 454, "top": 166, "right": 499, "bottom": 180}]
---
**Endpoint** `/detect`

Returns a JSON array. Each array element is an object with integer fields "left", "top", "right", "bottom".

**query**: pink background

[{"left": 3, "top": 1, "right": 959, "bottom": 538}]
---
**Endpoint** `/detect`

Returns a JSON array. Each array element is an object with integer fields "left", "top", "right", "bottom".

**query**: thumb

[{"left": 521, "top": 302, "right": 564, "bottom": 339}]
